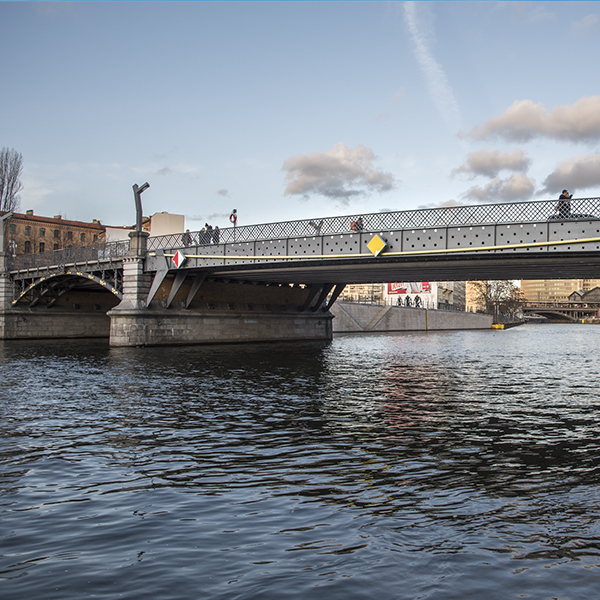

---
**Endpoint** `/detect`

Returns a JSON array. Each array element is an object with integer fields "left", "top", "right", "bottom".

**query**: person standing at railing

[
  {"left": 309, "top": 220, "right": 323, "bottom": 235},
  {"left": 201, "top": 223, "right": 213, "bottom": 244},
  {"left": 350, "top": 217, "right": 364, "bottom": 231},
  {"left": 182, "top": 229, "right": 192, "bottom": 247},
  {"left": 557, "top": 190, "right": 572, "bottom": 218},
  {"left": 212, "top": 226, "right": 220, "bottom": 244},
  {"left": 230, "top": 209, "right": 238, "bottom": 241}
]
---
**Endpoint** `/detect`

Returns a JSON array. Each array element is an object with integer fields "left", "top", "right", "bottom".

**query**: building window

[
  {"left": 54, "top": 230, "right": 59, "bottom": 239},
  {"left": 80, "top": 233, "right": 86, "bottom": 242},
  {"left": 53, "top": 243, "right": 59, "bottom": 250},
  {"left": 39, "top": 227, "right": 46, "bottom": 237},
  {"left": 67, "top": 231, "right": 73, "bottom": 241},
  {"left": 93, "top": 235, "right": 98, "bottom": 242},
  {"left": 39, "top": 242, "right": 45, "bottom": 253},
  {"left": 25, "top": 225, "right": 31, "bottom": 236},
  {"left": 24, "top": 240, "right": 32, "bottom": 254},
  {"left": 9, "top": 224, "right": 16, "bottom": 234}
]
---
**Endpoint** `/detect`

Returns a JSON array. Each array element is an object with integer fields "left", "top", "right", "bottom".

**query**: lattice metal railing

[
  {"left": 146, "top": 197, "right": 600, "bottom": 251},
  {"left": 8, "top": 240, "right": 129, "bottom": 272},
  {"left": 8, "top": 197, "right": 600, "bottom": 272}
]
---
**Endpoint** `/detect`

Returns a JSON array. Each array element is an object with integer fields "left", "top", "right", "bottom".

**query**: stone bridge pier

[{"left": 108, "top": 232, "right": 334, "bottom": 346}]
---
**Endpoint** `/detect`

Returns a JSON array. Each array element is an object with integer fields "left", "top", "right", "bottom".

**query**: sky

[{"left": 2, "top": 1, "right": 600, "bottom": 230}]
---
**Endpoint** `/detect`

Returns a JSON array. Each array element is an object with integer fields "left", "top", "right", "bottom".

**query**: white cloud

[
  {"left": 570, "top": 14, "right": 600, "bottom": 36},
  {"left": 462, "top": 173, "right": 536, "bottom": 202},
  {"left": 419, "top": 199, "right": 466, "bottom": 209},
  {"left": 452, "top": 148, "right": 530, "bottom": 178},
  {"left": 541, "top": 154, "right": 600, "bottom": 195},
  {"left": 394, "top": 88, "right": 406, "bottom": 101},
  {"left": 495, "top": 2, "right": 556, "bottom": 23},
  {"left": 282, "top": 142, "right": 396, "bottom": 202},
  {"left": 403, "top": 1, "right": 460, "bottom": 132},
  {"left": 461, "top": 96, "right": 600, "bottom": 143}
]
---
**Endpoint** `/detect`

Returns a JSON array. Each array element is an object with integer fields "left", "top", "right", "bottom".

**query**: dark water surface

[{"left": 2, "top": 324, "right": 600, "bottom": 599}]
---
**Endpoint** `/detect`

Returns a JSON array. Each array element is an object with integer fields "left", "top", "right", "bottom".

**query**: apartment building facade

[{"left": 2, "top": 210, "right": 105, "bottom": 257}]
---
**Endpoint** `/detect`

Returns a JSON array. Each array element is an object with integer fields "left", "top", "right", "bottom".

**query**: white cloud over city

[
  {"left": 541, "top": 154, "right": 600, "bottom": 195},
  {"left": 461, "top": 96, "right": 600, "bottom": 143},
  {"left": 570, "top": 13, "right": 600, "bottom": 36},
  {"left": 281, "top": 142, "right": 396, "bottom": 202},
  {"left": 452, "top": 149, "right": 530, "bottom": 178},
  {"left": 462, "top": 173, "right": 537, "bottom": 203},
  {"left": 454, "top": 95, "right": 600, "bottom": 202}
]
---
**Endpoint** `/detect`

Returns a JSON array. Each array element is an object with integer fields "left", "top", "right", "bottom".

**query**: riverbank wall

[{"left": 331, "top": 301, "right": 492, "bottom": 333}]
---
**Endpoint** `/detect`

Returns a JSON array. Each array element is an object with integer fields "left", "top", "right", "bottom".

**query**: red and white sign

[
  {"left": 387, "top": 282, "right": 431, "bottom": 295},
  {"left": 172, "top": 250, "right": 186, "bottom": 268}
]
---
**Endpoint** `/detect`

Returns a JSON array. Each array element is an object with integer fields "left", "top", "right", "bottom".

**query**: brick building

[{"left": 1, "top": 210, "right": 105, "bottom": 257}]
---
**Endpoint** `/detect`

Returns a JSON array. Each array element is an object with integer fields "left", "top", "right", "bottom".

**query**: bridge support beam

[{"left": 108, "top": 306, "right": 333, "bottom": 347}]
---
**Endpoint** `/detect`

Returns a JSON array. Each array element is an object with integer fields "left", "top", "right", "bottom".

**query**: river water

[{"left": 1, "top": 324, "right": 600, "bottom": 599}]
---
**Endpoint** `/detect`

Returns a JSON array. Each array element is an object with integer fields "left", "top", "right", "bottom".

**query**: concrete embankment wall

[{"left": 331, "top": 301, "right": 492, "bottom": 333}]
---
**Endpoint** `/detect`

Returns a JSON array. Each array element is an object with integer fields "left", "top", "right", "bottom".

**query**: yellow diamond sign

[{"left": 367, "top": 234, "right": 387, "bottom": 257}]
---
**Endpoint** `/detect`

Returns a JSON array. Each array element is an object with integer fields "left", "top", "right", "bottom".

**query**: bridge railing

[
  {"left": 8, "top": 197, "right": 600, "bottom": 272},
  {"left": 146, "top": 197, "right": 600, "bottom": 251},
  {"left": 7, "top": 240, "right": 129, "bottom": 272}
]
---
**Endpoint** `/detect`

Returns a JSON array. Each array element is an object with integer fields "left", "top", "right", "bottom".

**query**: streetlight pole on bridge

[{"left": 132, "top": 182, "right": 150, "bottom": 232}]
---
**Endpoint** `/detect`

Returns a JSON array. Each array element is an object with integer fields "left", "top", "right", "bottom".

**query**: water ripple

[{"left": 2, "top": 326, "right": 600, "bottom": 599}]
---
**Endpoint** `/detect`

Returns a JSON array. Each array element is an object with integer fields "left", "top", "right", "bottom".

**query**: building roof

[
  {"left": 582, "top": 287, "right": 600, "bottom": 299},
  {"left": 1, "top": 210, "right": 104, "bottom": 231}
]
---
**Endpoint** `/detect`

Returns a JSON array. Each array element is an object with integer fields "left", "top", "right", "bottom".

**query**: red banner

[{"left": 387, "top": 282, "right": 431, "bottom": 295}]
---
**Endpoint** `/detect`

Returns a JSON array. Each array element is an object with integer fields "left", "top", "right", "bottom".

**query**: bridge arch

[
  {"left": 525, "top": 310, "right": 577, "bottom": 322},
  {"left": 12, "top": 270, "right": 123, "bottom": 308}
]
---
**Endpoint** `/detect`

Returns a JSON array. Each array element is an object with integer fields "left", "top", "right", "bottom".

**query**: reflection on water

[{"left": 1, "top": 325, "right": 600, "bottom": 599}]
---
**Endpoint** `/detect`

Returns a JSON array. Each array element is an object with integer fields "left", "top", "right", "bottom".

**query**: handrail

[
  {"left": 8, "top": 240, "right": 129, "bottom": 272},
  {"left": 8, "top": 197, "right": 600, "bottom": 271},
  {"left": 146, "top": 196, "right": 600, "bottom": 250}
]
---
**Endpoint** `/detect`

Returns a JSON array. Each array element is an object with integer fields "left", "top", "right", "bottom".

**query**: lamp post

[{"left": 132, "top": 182, "right": 150, "bottom": 232}]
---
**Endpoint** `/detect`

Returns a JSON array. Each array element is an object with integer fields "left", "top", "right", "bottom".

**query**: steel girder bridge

[{"left": 7, "top": 197, "right": 600, "bottom": 309}]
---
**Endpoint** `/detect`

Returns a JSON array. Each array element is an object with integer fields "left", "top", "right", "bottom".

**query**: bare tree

[
  {"left": 471, "top": 280, "right": 524, "bottom": 322},
  {"left": 0, "top": 147, "right": 23, "bottom": 212}
]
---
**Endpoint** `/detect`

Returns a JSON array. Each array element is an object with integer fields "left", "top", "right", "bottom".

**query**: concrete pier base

[
  {"left": 108, "top": 307, "right": 333, "bottom": 347},
  {"left": 1, "top": 309, "right": 111, "bottom": 339}
]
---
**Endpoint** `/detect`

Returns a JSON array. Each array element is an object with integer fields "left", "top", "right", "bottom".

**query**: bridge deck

[{"left": 7, "top": 197, "right": 600, "bottom": 286}]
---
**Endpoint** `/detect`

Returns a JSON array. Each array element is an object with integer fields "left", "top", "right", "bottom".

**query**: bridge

[
  {"left": 523, "top": 301, "right": 600, "bottom": 322},
  {"left": 2, "top": 197, "right": 600, "bottom": 346}
]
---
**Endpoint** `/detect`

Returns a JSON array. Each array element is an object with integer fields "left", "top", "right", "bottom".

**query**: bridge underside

[
  {"left": 525, "top": 311, "right": 577, "bottom": 323},
  {"left": 179, "top": 251, "right": 600, "bottom": 285}
]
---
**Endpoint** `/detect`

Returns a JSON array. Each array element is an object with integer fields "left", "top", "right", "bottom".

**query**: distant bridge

[{"left": 523, "top": 301, "right": 600, "bottom": 322}]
